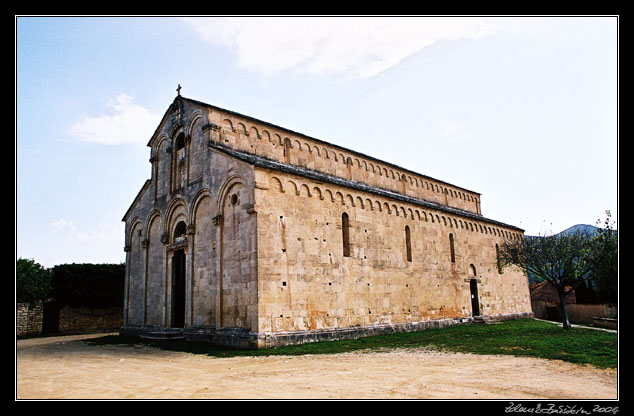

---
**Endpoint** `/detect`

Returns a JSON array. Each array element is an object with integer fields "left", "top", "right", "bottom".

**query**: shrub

[
  {"left": 16, "top": 258, "right": 53, "bottom": 303},
  {"left": 51, "top": 263, "right": 125, "bottom": 308}
]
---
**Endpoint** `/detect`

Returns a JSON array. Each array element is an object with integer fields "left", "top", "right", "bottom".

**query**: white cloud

[
  {"left": 70, "top": 94, "right": 160, "bottom": 146},
  {"left": 50, "top": 218, "right": 122, "bottom": 244},
  {"left": 51, "top": 218, "right": 77, "bottom": 233},
  {"left": 182, "top": 16, "right": 508, "bottom": 78},
  {"left": 76, "top": 223, "right": 123, "bottom": 244}
]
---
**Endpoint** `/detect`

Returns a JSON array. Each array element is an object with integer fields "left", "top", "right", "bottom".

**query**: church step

[
  {"left": 472, "top": 315, "right": 500, "bottom": 324},
  {"left": 139, "top": 328, "right": 185, "bottom": 340}
]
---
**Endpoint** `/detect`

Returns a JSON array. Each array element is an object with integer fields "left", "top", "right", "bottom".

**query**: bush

[
  {"left": 16, "top": 258, "right": 53, "bottom": 303},
  {"left": 51, "top": 263, "right": 125, "bottom": 308}
]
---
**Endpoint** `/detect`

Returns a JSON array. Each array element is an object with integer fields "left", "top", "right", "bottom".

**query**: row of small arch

[
  {"left": 126, "top": 175, "right": 245, "bottom": 246},
  {"left": 221, "top": 117, "right": 478, "bottom": 203},
  {"left": 268, "top": 175, "right": 520, "bottom": 241}
]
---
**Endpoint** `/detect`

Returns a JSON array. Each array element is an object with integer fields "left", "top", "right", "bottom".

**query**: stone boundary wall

[
  {"left": 531, "top": 300, "right": 617, "bottom": 325},
  {"left": 58, "top": 305, "right": 123, "bottom": 334},
  {"left": 16, "top": 302, "right": 123, "bottom": 337},
  {"left": 16, "top": 301, "right": 43, "bottom": 337}
]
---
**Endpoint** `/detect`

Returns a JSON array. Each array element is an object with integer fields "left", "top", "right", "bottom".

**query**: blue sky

[{"left": 16, "top": 16, "right": 618, "bottom": 267}]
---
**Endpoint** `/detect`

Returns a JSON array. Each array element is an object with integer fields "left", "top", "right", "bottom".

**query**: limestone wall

[
  {"left": 123, "top": 102, "right": 259, "bottom": 333},
  {"left": 58, "top": 305, "right": 122, "bottom": 333},
  {"left": 122, "top": 96, "right": 531, "bottom": 348},
  {"left": 16, "top": 302, "right": 43, "bottom": 337},
  {"left": 203, "top": 103, "right": 481, "bottom": 215},
  {"left": 254, "top": 168, "right": 532, "bottom": 335},
  {"left": 17, "top": 302, "right": 122, "bottom": 337}
]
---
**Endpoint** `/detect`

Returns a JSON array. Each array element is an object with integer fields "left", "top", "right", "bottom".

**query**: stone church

[{"left": 121, "top": 93, "right": 533, "bottom": 348}]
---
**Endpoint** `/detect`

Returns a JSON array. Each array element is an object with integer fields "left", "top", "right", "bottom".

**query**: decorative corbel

[{"left": 202, "top": 122, "right": 222, "bottom": 132}]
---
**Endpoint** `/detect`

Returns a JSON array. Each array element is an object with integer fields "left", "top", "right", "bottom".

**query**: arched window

[
  {"left": 175, "top": 133, "right": 185, "bottom": 151},
  {"left": 342, "top": 212, "right": 350, "bottom": 257},
  {"left": 469, "top": 264, "right": 477, "bottom": 277},
  {"left": 283, "top": 138, "right": 292, "bottom": 164},
  {"left": 405, "top": 225, "right": 412, "bottom": 262},
  {"left": 449, "top": 233, "right": 456, "bottom": 263},
  {"left": 174, "top": 221, "right": 187, "bottom": 241},
  {"left": 172, "top": 133, "right": 187, "bottom": 191}
]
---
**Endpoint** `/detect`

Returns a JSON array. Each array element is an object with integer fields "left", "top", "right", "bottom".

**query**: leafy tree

[
  {"left": 590, "top": 211, "right": 618, "bottom": 304},
  {"left": 499, "top": 230, "right": 594, "bottom": 330},
  {"left": 16, "top": 258, "right": 53, "bottom": 303},
  {"left": 51, "top": 263, "right": 125, "bottom": 308}
]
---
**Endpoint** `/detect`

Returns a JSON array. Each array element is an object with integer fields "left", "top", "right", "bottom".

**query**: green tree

[
  {"left": 16, "top": 258, "right": 53, "bottom": 303},
  {"left": 51, "top": 263, "right": 125, "bottom": 308},
  {"left": 499, "top": 230, "right": 594, "bottom": 330},
  {"left": 590, "top": 210, "right": 618, "bottom": 304}
]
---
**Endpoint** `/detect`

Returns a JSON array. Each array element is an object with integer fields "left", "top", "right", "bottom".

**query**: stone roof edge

[
  {"left": 181, "top": 95, "right": 480, "bottom": 197},
  {"left": 209, "top": 143, "right": 524, "bottom": 233},
  {"left": 122, "top": 179, "right": 151, "bottom": 222}
]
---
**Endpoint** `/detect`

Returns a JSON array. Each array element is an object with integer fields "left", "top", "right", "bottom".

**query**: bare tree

[
  {"left": 499, "top": 229, "right": 594, "bottom": 330},
  {"left": 590, "top": 211, "right": 618, "bottom": 304}
]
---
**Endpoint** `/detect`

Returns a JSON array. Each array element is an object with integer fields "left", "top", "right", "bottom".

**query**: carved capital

[
  {"left": 124, "top": 245, "right": 131, "bottom": 252},
  {"left": 160, "top": 232, "right": 169, "bottom": 245},
  {"left": 212, "top": 214, "right": 223, "bottom": 226},
  {"left": 141, "top": 239, "right": 149, "bottom": 249},
  {"left": 186, "top": 224, "right": 195, "bottom": 235},
  {"left": 149, "top": 155, "right": 157, "bottom": 163}
]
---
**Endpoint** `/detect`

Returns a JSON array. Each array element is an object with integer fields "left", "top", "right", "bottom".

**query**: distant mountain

[
  {"left": 558, "top": 224, "right": 599, "bottom": 236},
  {"left": 526, "top": 224, "right": 599, "bottom": 239}
]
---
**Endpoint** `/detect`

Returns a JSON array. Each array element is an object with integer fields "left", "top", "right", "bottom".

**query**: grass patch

[{"left": 85, "top": 319, "right": 617, "bottom": 368}]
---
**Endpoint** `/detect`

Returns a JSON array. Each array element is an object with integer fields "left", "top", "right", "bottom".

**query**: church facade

[{"left": 120, "top": 94, "right": 533, "bottom": 348}]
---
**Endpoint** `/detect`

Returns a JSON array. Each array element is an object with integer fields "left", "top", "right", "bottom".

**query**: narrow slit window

[
  {"left": 449, "top": 233, "right": 455, "bottom": 263},
  {"left": 405, "top": 225, "right": 412, "bottom": 262},
  {"left": 283, "top": 138, "right": 291, "bottom": 164},
  {"left": 496, "top": 243, "right": 502, "bottom": 274},
  {"left": 342, "top": 212, "right": 350, "bottom": 257}
]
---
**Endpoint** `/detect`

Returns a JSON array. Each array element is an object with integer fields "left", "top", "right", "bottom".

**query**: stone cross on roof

[{"left": 176, "top": 84, "right": 182, "bottom": 96}]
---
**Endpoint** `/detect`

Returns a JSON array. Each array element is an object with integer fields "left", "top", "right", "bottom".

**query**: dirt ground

[{"left": 16, "top": 332, "right": 618, "bottom": 400}]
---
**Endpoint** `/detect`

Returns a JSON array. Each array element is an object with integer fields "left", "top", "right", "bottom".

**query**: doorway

[
  {"left": 470, "top": 278, "right": 481, "bottom": 317},
  {"left": 172, "top": 249, "right": 186, "bottom": 328},
  {"left": 42, "top": 300, "right": 61, "bottom": 335}
]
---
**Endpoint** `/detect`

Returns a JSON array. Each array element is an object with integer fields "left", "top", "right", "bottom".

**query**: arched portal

[
  {"left": 469, "top": 264, "right": 480, "bottom": 317},
  {"left": 171, "top": 221, "right": 187, "bottom": 328}
]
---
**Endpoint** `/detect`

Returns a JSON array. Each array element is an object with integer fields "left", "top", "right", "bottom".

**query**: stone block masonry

[
  {"left": 16, "top": 302, "right": 43, "bottom": 337},
  {"left": 120, "top": 94, "right": 533, "bottom": 349},
  {"left": 17, "top": 302, "right": 122, "bottom": 337}
]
